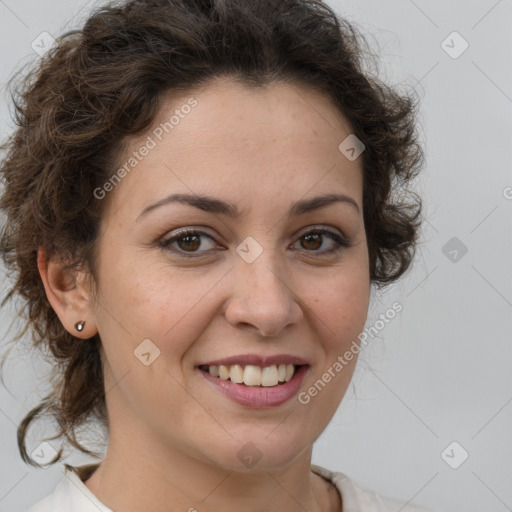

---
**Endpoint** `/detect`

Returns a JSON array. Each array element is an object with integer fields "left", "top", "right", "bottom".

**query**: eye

[
  {"left": 159, "top": 229, "right": 219, "bottom": 258},
  {"left": 159, "top": 226, "right": 351, "bottom": 259},
  {"left": 291, "top": 227, "right": 351, "bottom": 255}
]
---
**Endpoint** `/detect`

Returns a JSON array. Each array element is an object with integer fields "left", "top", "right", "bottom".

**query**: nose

[{"left": 223, "top": 253, "right": 303, "bottom": 338}]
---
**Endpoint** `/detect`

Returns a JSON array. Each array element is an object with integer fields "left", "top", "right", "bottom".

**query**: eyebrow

[{"left": 137, "top": 192, "right": 360, "bottom": 221}]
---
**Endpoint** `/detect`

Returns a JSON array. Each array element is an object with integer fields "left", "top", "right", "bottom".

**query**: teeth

[
  {"left": 243, "top": 364, "right": 262, "bottom": 386},
  {"left": 229, "top": 364, "right": 244, "bottom": 384},
  {"left": 261, "top": 365, "right": 279, "bottom": 386},
  {"left": 207, "top": 363, "right": 297, "bottom": 386},
  {"left": 285, "top": 363, "right": 294, "bottom": 382},
  {"left": 218, "top": 365, "right": 229, "bottom": 380}
]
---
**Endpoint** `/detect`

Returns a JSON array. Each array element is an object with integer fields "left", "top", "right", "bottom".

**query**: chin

[{"left": 198, "top": 433, "right": 310, "bottom": 473}]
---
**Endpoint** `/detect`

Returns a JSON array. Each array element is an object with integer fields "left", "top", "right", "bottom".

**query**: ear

[{"left": 37, "top": 247, "right": 98, "bottom": 338}]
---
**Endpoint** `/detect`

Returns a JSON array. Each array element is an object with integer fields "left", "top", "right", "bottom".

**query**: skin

[{"left": 38, "top": 77, "right": 370, "bottom": 512}]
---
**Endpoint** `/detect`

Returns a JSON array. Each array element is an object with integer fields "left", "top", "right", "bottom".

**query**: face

[{"left": 88, "top": 77, "right": 370, "bottom": 472}]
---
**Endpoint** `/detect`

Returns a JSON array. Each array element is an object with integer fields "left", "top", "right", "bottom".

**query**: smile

[
  {"left": 198, "top": 363, "right": 299, "bottom": 387},
  {"left": 197, "top": 364, "right": 310, "bottom": 408}
]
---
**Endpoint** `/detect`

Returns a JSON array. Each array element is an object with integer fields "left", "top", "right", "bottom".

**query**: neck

[{"left": 83, "top": 435, "right": 340, "bottom": 512}]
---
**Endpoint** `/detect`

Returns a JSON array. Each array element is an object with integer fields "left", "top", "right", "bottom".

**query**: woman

[{"left": 0, "top": 0, "right": 429, "bottom": 510}]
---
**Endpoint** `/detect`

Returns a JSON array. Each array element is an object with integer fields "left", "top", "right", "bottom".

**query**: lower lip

[{"left": 197, "top": 365, "right": 309, "bottom": 408}]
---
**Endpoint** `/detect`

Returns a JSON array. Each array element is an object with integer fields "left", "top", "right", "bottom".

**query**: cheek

[
  {"left": 92, "top": 257, "right": 215, "bottom": 410},
  {"left": 309, "top": 268, "right": 370, "bottom": 394},
  {"left": 95, "top": 253, "right": 228, "bottom": 368},
  {"left": 306, "top": 257, "right": 370, "bottom": 342},
  {"left": 312, "top": 282, "right": 369, "bottom": 357}
]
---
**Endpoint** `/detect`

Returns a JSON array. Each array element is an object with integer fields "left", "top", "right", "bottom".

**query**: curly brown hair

[{"left": 0, "top": 0, "right": 423, "bottom": 467}]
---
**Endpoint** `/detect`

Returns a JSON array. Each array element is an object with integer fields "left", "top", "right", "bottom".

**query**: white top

[{"left": 26, "top": 463, "right": 435, "bottom": 512}]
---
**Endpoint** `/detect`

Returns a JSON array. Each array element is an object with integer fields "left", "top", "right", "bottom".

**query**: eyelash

[{"left": 159, "top": 227, "right": 351, "bottom": 259}]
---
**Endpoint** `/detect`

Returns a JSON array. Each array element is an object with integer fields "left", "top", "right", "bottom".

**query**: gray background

[{"left": 0, "top": 1, "right": 511, "bottom": 511}]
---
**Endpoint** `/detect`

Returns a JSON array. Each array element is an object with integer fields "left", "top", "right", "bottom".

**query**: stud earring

[{"left": 74, "top": 321, "right": 85, "bottom": 332}]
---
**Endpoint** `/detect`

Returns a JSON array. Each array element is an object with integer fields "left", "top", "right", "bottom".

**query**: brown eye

[
  {"left": 160, "top": 229, "right": 218, "bottom": 257},
  {"left": 301, "top": 233, "right": 323, "bottom": 250},
  {"left": 293, "top": 228, "right": 350, "bottom": 255},
  {"left": 177, "top": 234, "right": 201, "bottom": 252}
]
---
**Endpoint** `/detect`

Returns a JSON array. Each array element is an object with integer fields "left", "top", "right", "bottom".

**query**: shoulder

[
  {"left": 25, "top": 466, "right": 111, "bottom": 512},
  {"left": 311, "top": 464, "right": 437, "bottom": 512}
]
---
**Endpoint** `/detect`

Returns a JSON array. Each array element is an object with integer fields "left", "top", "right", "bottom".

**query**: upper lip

[{"left": 197, "top": 354, "right": 310, "bottom": 367}]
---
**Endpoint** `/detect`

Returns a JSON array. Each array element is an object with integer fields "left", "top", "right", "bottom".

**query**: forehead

[
  {"left": 105, "top": 78, "right": 363, "bottom": 219},
  {"left": 151, "top": 77, "right": 354, "bottom": 150}
]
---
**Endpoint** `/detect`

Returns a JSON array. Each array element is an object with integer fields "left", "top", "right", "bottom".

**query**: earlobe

[{"left": 37, "top": 247, "right": 97, "bottom": 338}]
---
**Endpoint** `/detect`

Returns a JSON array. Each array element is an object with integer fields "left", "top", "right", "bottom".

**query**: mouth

[
  {"left": 197, "top": 363, "right": 305, "bottom": 387},
  {"left": 196, "top": 363, "right": 310, "bottom": 408}
]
